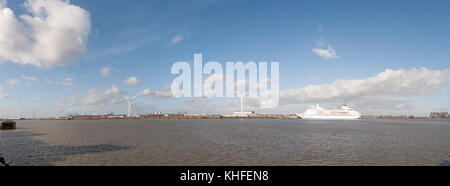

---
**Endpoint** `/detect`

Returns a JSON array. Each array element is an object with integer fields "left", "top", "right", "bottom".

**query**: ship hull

[{"left": 296, "top": 114, "right": 361, "bottom": 120}]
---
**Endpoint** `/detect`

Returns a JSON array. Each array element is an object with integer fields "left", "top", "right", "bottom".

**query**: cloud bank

[
  {"left": 137, "top": 86, "right": 173, "bottom": 99},
  {"left": 178, "top": 68, "right": 450, "bottom": 115},
  {"left": 45, "top": 77, "right": 73, "bottom": 87},
  {"left": 0, "top": 0, "right": 91, "bottom": 68},
  {"left": 70, "top": 85, "right": 124, "bottom": 106},
  {"left": 58, "top": 67, "right": 450, "bottom": 116},
  {"left": 6, "top": 78, "right": 19, "bottom": 85},
  {"left": 280, "top": 67, "right": 450, "bottom": 104}
]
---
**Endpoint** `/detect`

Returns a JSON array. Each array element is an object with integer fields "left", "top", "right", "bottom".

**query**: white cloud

[
  {"left": 45, "top": 77, "right": 73, "bottom": 87},
  {"left": 70, "top": 85, "right": 124, "bottom": 106},
  {"left": 0, "top": 86, "right": 10, "bottom": 98},
  {"left": 100, "top": 67, "right": 112, "bottom": 78},
  {"left": 32, "top": 96, "right": 40, "bottom": 100},
  {"left": 312, "top": 44, "right": 338, "bottom": 60},
  {"left": 349, "top": 97, "right": 422, "bottom": 115},
  {"left": 167, "top": 35, "right": 184, "bottom": 46},
  {"left": 280, "top": 67, "right": 450, "bottom": 105},
  {"left": 0, "top": 0, "right": 91, "bottom": 69},
  {"left": 5, "top": 75, "right": 38, "bottom": 86},
  {"left": 137, "top": 86, "right": 172, "bottom": 99},
  {"left": 123, "top": 76, "right": 140, "bottom": 86},
  {"left": 21, "top": 75, "right": 38, "bottom": 82},
  {"left": 6, "top": 78, "right": 19, "bottom": 85}
]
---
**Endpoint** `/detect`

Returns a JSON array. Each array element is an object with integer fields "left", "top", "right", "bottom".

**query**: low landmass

[
  {"left": 2, "top": 112, "right": 448, "bottom": 121},
  {"left": 28, "top": 112, "right": 450, "bottom": 120}
]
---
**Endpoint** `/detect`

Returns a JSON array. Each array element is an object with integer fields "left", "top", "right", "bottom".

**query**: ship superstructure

[{"left": 297, "top": 104, "right": 361, "bottom": 120}]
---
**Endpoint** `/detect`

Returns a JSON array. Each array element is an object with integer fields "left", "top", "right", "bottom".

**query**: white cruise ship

[{"left": 296, "top": 104, "right": 361, "bottom": 120}]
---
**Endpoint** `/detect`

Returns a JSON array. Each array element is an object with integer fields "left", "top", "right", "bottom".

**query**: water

[{"left": 0, "top": 119, "right": 449, "bottom": 166}]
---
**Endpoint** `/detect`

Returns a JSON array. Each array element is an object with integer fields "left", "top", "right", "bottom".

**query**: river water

[{"left": 0, "top": 119, "right": 449, "bottom": 166}]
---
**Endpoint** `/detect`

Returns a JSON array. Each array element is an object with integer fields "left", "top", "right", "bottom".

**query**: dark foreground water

[{"left": 0, "top": 119, "right": 449, "bottom": 166}]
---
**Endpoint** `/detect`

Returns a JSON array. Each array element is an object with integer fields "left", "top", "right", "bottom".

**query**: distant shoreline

[
  {"left": 26, "top": 116, "right": 450, "bottom": 121},
  {"left": 3, "top": 114, "right": 449, "bottom": 121}
]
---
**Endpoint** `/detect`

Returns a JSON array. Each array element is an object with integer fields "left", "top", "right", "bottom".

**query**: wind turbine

[
  {"left": 123, "top": 95, "right": 136, "bottom": 117},
  {"left": 240, "top": 95, "right": 244, "bottom": 112}
]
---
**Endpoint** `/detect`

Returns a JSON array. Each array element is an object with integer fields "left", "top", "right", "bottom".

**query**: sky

[{"left": 0, "top": 0, "right": 449, "bottom": 118}]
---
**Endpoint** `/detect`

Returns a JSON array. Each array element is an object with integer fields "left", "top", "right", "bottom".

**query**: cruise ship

[{"left": 296, "top": 104, "right": 361, "bottom": 120}]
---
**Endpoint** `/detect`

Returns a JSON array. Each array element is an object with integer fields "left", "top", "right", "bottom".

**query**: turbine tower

[
  {"left": 240, "top": 95, "right": 244, "bottom": 112},
  {"left": 123, "top": 95, "right": 136, "bottom": 117}
]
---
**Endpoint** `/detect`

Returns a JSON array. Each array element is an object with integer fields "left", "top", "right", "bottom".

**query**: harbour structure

[
  {"left": 429, "top": 112, "right": 449, "bottom": 119},
  {"left": 226, "top": 96, "right": 256, "bottom": 117},
  {"left": 1, "top": 120, "right": 16, "bottom": 130}
]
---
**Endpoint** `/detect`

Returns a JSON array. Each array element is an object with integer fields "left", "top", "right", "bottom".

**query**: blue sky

[{"left": 0, "top": 0, "right": 449, "bottom": 117}]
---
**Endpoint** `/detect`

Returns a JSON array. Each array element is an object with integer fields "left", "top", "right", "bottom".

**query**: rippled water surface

[{"left": 1, "top": 119, "right": 449, "bottom": 166}]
